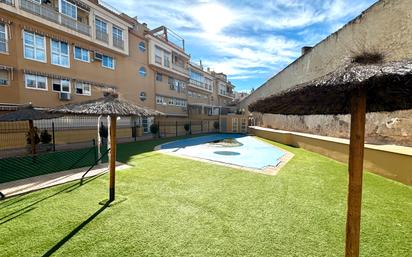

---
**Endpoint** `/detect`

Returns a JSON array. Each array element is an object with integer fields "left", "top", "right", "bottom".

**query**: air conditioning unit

[
  {"left": 94, "top": 52, "right": 103, "bottom": 61},
  {"left": 59, "top": 92, "right": 71, "bottom": 101}
]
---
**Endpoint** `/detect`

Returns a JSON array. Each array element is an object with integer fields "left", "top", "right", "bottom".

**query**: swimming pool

[{"left": 157, "top": 134, "right": 286, "bottom": 170}]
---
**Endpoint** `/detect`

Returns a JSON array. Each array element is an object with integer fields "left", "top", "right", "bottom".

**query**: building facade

[{"left": 0, "top": 0, "right": 236, "bottom": 120}]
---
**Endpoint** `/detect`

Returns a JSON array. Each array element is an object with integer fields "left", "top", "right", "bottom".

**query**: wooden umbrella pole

[
  {"left": 345, "top": 88, "right": 366, "bottom": 257},
  {"left": 109, "top": 115, "right": 117, "bottom": 202}
]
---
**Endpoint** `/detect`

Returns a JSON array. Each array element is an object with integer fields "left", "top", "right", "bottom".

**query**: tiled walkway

[{"left": 0, "top": 162, "right": 130, "bottom": 199}]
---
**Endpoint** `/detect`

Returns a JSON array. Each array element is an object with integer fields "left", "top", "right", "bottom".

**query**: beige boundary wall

[{"left": 249, "top": 127, "right": 412, "bottom": 185}]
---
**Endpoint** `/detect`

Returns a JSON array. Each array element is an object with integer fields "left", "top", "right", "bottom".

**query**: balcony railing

[
  {"left": 219, "top": 91, "right": 234, "bottom": 98},
  {"left": 0, "top": 0, "right": 14, "bottom": 6},
  {"left": 96, "top": 30, "right": 109, "bottom": 43},
  {"left": 189, "top": 79, "right": 213, "bottom": 92},
  {"left": 19, "top": 0, "right": 91, "bottom": 36},
  {"left": 113, "top": 38, "right": 124, "bottom": 49},
  {"left": 172, "top": 63, "right": 189, "bottom": 75}
]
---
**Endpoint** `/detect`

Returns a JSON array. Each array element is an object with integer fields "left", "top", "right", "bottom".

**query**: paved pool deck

[{"left": 0, "top": 162, "right": 130, "bottom": 199}]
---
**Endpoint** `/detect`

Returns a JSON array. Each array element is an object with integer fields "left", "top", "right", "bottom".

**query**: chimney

[
  {"left": 301, "top": 46, "right": 313, "bottom": 56},
  {"left": 199, "top": 60, "right": 203, "bottom": 69}
]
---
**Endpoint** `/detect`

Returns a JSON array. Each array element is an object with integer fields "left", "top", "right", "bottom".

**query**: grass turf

[{"left": 0, "top": 136, "right": 410, "bottom": 257}]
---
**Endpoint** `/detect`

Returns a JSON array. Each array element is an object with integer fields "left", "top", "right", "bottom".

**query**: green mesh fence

[{"left": 0, "top": 147, "right": 108, "bottom": 184}]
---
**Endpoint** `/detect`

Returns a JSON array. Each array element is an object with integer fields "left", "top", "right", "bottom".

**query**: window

[
  {"left": 155, "top": 46, "right": 162, "bottom": 64},
  {"left": 138, "top": 41, "right": 146, "bottom": 52},
  {"left": 60, "top": 0, "right": 77, "bottom": 19},
  {"left": 112, "top": 26, "right": 123, "bottom": 48},
  {"left": 74, "top": 47, "right": 90, "bottom": 62},
  {"left": 31, "top": 0, "right": 41, "bottom": 3},
  {"left": 76, "top": 82, "right": 91, "bottom": 96},
  {"left": 139, "top": 91, "right": 147, "bottom": 101},
  {"left": 0, "top": 23, "right": 7, "bottom": 53},
  {"left": 139, "top": 67, "right": 147, "bottom": 77},
  {"left": 51, "top": 39, "right": 70, "bottom": 67},
  {"left": 142, "top": 117, "right": 152, "bottom": 133},
  {"left": 232, "top": 118, "right": 238, "bottom": 133},
  {"left": 102, "top": 55, "right": 115, "bottom": 69},
  {"left": 0, "top": 70, "right": 9, "bottom": 86},
  {"left": 25, "top": 74, "right": 47, "bottom": 90},
  {"left": 156, "top": 72, "right": 162, "bottom": 81},
  {"left": 156, "top": 96, "right": 165, "bottom": 105},
  {"left": 95, "top": 18, "right": 108, "bottom": 42},
  {"left": 23, "top": 31, "right": 46, "bottom": 62},
  {"left": 52, "top": 79, "right": 71, "bottom": 93},
  {"left": 168, "top": 98, "right": 175, "bottom": 105},
  {"left": 163, "top": 51, "right": 170, "bottom": 67}
]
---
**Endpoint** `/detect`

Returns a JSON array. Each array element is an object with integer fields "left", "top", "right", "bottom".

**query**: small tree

[
  {"left": 184, "top": 123, "right": 191, "bottom": 135},
  {"left": 213, "top": 121, "right": 219, "bottom": 130},
  {"left": 150, "top": 123, "right": 159, "bottom": 137},
  {"left": 40, "top": 129, "right": 52, "bottom": 144},
  {"left": 26, "top": 127, "right": 40, "bottom": 145}
]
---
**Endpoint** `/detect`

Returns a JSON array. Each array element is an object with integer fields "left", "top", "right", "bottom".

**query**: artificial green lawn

[{"left": 0, "top": 136, "right": 411, "bottom": 257}]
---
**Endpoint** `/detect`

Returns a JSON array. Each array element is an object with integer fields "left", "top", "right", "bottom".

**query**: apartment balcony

[
  {"left": 172, "top": 63, "right": 189, "bottom": 75},
  {"left": 19, "top": 0, "right": 91, "bottom": 36},
  {"left": 113, "top": 38, "right": 124, "bottom": 49},
  {"left": 218, "top": 91, "right": 235, "bottom": 98},
  {"left": 96, "top": 30, "right": 109, "bottom": 43},
  {"left": 0, "top": 0, "right": 14, "bottom": 6},
  {"left": 189, "top": 79, "right": 213, "bottom": 93}
]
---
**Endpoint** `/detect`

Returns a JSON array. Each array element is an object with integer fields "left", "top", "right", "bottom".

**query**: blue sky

[{"left": 104, "top": 0, "right": 378, "bottom": 92}]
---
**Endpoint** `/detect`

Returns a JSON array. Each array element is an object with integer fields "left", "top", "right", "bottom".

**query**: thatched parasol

[
  {"left": 50, "top": 94, "right": 164, "bottom": 202},
  {"left": 249, "top": 59, "right": 412, "bottom": 115},
  {"left": 0, "top": 104, "right": 61, "bottom": 155},
  {"left": 249, "top": 57, "right": 412, "bottom": 257}
]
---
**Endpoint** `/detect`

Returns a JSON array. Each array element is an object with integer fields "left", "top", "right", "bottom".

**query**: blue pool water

[{"left": 158, "top": 134, "right": 285, "bottom": 170}]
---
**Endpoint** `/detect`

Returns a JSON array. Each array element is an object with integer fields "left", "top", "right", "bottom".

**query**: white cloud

[{"left": 103, "top": 0, "right": 378, "bottom": 89}]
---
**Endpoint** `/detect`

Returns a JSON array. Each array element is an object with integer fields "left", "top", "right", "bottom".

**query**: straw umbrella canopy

[
  {"left": 0, "top": 104, "right": 61, "bottom": 155},
  {"left": 249, "top": 57, "right": 412, "bottom": 257},
  {"left": 50, "top": 93, "right": 164, "bottom": 202}
]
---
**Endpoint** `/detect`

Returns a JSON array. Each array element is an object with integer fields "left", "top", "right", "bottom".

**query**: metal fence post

[
  {"left": 92, "top": 139, "right": 97, "bottom": 163},
  {"left": 201, "top": 120, "right": 203, "bottom": 133},
  {"left": 52, "top": 121, "right": 56, "bottom": 152},
  {"left": 134, "top": 121, "right": 137, "bottom": 142},
  {"left": 176, "top": 121, "right": 178, "bottom": 137},
  {"left": 189, "top": 120, "right": 192, "bottom": 135}
]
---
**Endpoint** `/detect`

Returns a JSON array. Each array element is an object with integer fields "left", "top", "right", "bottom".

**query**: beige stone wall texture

[
  {"left": 239, "top": 0, "right": 412, "bottom": 146},
  {"left": 262, "top": 110, "right": 412, "bottom": 146}
]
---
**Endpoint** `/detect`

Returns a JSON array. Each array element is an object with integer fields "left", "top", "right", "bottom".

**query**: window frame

[
  {"left": 156, "top": 95, "right": 165, "bottom": 105},
  {"left": 52, "top": 79, "right": 71, "bottom": 93},
  {"left": 112, "top": 26, "right": 123, "bottom": 41},
  {"left": 75, "top": 82, "right": 91, "bottom": 96},
  {"left": 0, "top": 23, "right": 8, "bottom": 54},
  {"left": 24, "top": 74, "right": 48, "bottom": 91},
  {"left": 51, "top": 39, "right": 70, "bottom": 68},
  {"left": 59, "top": 0, "right": 77, "bottom": 20},
  {"left": 73, "top": 46, "right": 90, "bottom": 63},
  {"left": 23, "top": 31, "right": 47, "bottom": 63},
  {"left": 95, "top": 18, "right": 107, "bottom": 34},
  {"left": 0, "top": 69, "right": 10, "bottom": 86},
  {"left": 138, "top": 41, "right": 146, "bottom": 52},
  {"left": 102, "top": 55, "right": 115, "bottom": 70}
]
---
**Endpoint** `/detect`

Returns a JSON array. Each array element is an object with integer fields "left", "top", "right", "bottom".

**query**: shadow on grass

[
  {"left": 42, "top": 201, "right": 110, "bottom": 257},
  {"left": 0, "top": 173, "right": 105, "bottom": 221}
]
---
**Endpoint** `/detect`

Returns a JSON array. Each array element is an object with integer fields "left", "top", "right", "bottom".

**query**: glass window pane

[
  {"left": 36, "top": 49, "right": 45, "bottom": 61},
  {"left": 61, "top": 42, "right": 68, "bottom": 54},
  {"left": 37, "top": 77, "right": 46, "bottom": 89},
  {"left": 74, "top": 47, "right": 81, "bottom": 59},
  {"left": 35, "top": 35, "right": 44, "bottom": 49},
  {"left": 81, "top": 50, "right": 89, "bottom": 61},
  {"left": 24, "top": 32, "right": 34, "bottom": 45},
  {"left": 25, "top": 46, "right": 35, "bottom": 59}
]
